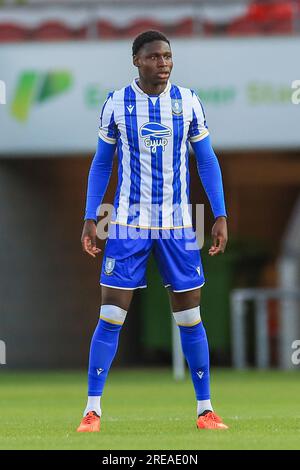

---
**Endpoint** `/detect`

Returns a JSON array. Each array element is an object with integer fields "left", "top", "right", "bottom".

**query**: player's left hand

[{"left": 209, "top": 216, "right": 228, "bottom": 256}]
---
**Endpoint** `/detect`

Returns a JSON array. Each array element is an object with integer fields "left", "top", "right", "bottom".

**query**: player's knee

[
  {"left": 171, "top": 289, "right": 201, "bottom": 312},
  {"left": 101, "top": 286, "right": 133, "bottom": 311}
]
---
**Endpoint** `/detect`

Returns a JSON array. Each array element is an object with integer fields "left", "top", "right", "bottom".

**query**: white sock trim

[
  {"left": 197, "top": 399, "right": 213, "bottom": 417},
  {"left": 100, "top": 304, "right": 127, "bottom": 325},
  {"left": 84, "top": 396, "right": 102, "bottom": 417},
  {"left": 172, "top": 306, "right": 201, "bottom": 327}
]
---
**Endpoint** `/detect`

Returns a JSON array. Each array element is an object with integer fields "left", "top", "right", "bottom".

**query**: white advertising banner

[{"left": 0, "top": 38, "right": 299, "bottom": 155}]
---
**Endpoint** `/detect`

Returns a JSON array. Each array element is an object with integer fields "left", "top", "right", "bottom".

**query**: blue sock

[
  {"left": 88, "top": 305, "right": 126, "bottom": 396},
  {"left": 178, "top": 321, "right": 210, "bottom": 400}
]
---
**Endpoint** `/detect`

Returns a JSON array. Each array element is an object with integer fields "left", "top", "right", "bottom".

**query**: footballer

[{"left": 77, "top": 31, "right": 228, "bottom": 432}]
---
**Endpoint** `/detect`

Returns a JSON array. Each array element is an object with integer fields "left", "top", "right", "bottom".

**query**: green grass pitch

[{"left": 0, "top": 369, "right": 299, "bottom": 450}]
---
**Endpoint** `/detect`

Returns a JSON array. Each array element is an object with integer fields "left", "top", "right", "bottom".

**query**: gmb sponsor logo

[{"left": 140, "top": 122, "right": 172, "bottom": 153}]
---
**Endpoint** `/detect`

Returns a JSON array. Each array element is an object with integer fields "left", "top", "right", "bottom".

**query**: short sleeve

[
  {"left": 98, "top": 93, "right": 117, "bottom": 144},
  {"left": 188, "top": 91, "right": 209, "bottom": 143}
]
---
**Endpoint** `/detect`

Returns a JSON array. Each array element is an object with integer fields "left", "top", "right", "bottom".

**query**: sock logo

[
  {"left": 11, "top": 70, "right": 73, "bottom": 122},
  {"left": 197, "top": 370, "right": 204, "bottom": 379},
  {"left": 96, "top": 368, "right": 104, "bottom": 376}
]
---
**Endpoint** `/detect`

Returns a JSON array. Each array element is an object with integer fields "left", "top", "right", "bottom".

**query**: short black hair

[{"left": 132, "top": 30, "right": 170, "bottom": 56}]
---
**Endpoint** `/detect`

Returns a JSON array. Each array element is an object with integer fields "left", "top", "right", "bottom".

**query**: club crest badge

[
  {"left": 104, "top": 257, "right": 115, "bottom": 275},
  {"left": 171, "top": 99, "right": 183, "bottom": 115}
]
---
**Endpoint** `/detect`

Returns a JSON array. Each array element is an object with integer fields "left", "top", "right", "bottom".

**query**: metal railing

[
  {"left": 231, "top": 288, "right": 300, "bottom": 369},
  {"left": 172, "top": 318, "right": 185, "bottom": 380}
]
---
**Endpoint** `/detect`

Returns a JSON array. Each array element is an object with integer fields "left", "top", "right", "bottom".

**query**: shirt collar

[{"left": 131, "top": 78, "right": 171, "bottom": 97}]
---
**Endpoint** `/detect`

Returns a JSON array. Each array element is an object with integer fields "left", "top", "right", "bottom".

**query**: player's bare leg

[
  {"left": 77, "top": 287, "right": 134, "bottom": 432},
  {"left": 168, "top": 288, "right": 201, "bottom": 312},
  {"left": 168, "top": 288, "right": 228, "bottom": 430},
  {"left": 101, "top": 286, "right": 134, "bottom": 312}
]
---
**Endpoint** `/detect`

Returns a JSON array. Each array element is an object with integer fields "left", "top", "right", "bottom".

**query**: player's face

[{"left": 133, "top": 40, "right": 173, "bottom": 86}]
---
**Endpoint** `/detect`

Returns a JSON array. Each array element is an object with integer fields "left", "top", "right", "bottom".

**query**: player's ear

[{"left": 133, "top": 55, "right": 139, "bottom": 68}]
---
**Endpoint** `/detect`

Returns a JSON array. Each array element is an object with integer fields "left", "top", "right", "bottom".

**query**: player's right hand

[{"left": 81, "top": 220, "right": 101, "bottom": 258}]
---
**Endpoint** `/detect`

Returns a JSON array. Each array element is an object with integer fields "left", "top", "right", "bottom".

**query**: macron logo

[
  {"left": 127, "top": 105, "right": 134, "bottom": 114},
  {"left": 197, "top": 370, "right": 204, "bottom": 379},
  {"left": 96, "top": 368, "right": 104, "bottom": 376},
  {"left": 196, "top": 266, "right": 201, "bottom": 276}
]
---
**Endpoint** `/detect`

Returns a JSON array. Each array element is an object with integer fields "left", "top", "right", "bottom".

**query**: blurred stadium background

[{"left": 0, "top": 0, "right": 300, "bottom": 377}]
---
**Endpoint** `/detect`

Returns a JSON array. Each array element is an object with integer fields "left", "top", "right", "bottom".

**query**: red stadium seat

[
  {"left": 0, "top": 1, "right": 296, "bottom": 43},
  {"left": 169, "top": 18, "right": 194, "bottom": 37},
  {"left": 122, "top": 19, "right": 165, "bottom": 38},
  {"left": 74, "top": 25, "right": 89, "bottom": 40},
  {"left": 0, "top": 23, "right": 28, "bottom": 42},
  {"left": 263, "top": 19, "right": 293, "bottom": 35},
  {"left": 202, "top": 21, "right": 216, "bottom": 36},
  {"left": 96, "top": 20, "right": 122, "bottom": 39},
  {"left": 227, "top": 1, "right": 294, "bottom": 36},
  {"left": 32, "top": 21, "right": 74, "bottom": 41},
  {"left": 227, "top": 18, "right": 262, "bottom": 36},
  {"left": 203, "top": 21, "right": 232, "bottom": 36},
  {"left": 248, "top": 2, "right": 293, "bottom": 23}
]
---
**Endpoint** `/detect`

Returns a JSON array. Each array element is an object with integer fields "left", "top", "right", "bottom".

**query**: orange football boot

[
  {"left": 77, "top": 411, "right": 100, "bottom": 432},
  {"left": 197, "top": 411, "right": 229, "bottom": 430}
]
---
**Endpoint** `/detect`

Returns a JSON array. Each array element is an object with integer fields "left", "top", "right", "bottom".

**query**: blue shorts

[{"left": 100, "top": 224, "right": 205, "bottom": 292}]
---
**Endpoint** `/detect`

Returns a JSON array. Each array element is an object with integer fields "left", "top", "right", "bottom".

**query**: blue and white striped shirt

[{"left": 98, "top": 78, "right": 209, "bottom": 229}]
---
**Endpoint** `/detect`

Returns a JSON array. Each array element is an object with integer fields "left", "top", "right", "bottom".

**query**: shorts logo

[
  {"left": 104, "top": 257, "right": 115, "bottom": 275},
  {"left": 196, "top": 266, "right": 201, "bottom": 276},
  {"left": 171, "top": 99, "right": 183, "bottom": 115},
  {"left": 140, "top": 122, "right": 172, "bottom": 153}
]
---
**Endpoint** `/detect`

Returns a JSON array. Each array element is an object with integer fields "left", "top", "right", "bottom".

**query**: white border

[
  {"left": 100, "top": 283, "right": 147, "bottom": 290},
  {"left": 166, "top": 281, "right": 205, "bottom": 292}
]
